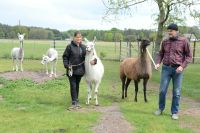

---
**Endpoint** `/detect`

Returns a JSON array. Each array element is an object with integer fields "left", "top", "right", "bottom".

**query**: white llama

[
  {"left": 11, "top": 33, "right": 25, "bottom": 71},
  {"left": 84, "top": 37, "right": 104, "bottom": 106},
  {"left": 41, "top": 48, "right": 58, "bottom": 77}
]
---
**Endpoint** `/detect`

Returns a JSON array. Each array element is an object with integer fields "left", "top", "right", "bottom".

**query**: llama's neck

[
  {"left": 18, "top": 41, "right": 24, "bottom": 59},
  {"left": 140, "top": 48, "right": 149, "bottom": 66},
  {"left": 20, "top": 40, "right": 23, "bottom": 48},
  {"left": 135, "top": 48, "right": 151, "bottom": 76},
  {"left": 88, "top": 49, "right": 97, "bottom": 59}
]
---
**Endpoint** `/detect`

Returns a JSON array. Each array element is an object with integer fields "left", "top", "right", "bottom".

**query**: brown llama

[{"left": 120, "top": 39, "right": 152, "bottom": 102}]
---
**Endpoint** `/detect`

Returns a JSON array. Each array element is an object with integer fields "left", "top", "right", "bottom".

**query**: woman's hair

[{"left": 74, "top": 31, "right": 81, "bottom": 37}]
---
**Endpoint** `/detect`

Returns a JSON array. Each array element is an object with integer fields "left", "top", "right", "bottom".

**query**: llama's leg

[
  {"left": 16, "top": 59, "right": 19, "bottom": 71},
  {"left": 86, "top": 81, "right": 92, "bottom": 105},
  {"left": 143, "top": 78, "right": 148, "bottom": 102},
  {"left": 121, "top": 76, "right": 126, "bottom": 99},
  {"left": 53, "top": 61, "right": 57, "bottom": 77},
  {"left": 134, "top": 80, "right": 139, "bottom": 102},
  {"left": 12, "top": 59, "right": 15, "bottom": 71},
  {"left": 50, "top": 63, "right": 53, "bottom": 77},
  {"left": 125, "top": 78, "right": 131, "bottom": 98},
  {"left": 20, "top": 60, "right": 23, "bottom": 72},
  {"left": 94, "top": 82, "right": 100, "bottom": 106},
  {"left": 45, "top": 64, "right": 49, "bottom": 75}
]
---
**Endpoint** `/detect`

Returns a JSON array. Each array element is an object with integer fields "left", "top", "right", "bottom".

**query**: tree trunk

[
  {"left": 153, "top": 0, "right": 165, "bottom": 60},
  {"left": 153, "top": 22, "right": 164, "bottom": 60}
]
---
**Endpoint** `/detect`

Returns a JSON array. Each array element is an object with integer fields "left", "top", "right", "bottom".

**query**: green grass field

[{"left": 0, "top": 39, "right": 199, "bottom": 133}]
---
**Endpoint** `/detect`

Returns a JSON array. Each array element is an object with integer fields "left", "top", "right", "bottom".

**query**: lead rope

[{"left": 68, "top": 61, "right": 85, "bottom": 77}]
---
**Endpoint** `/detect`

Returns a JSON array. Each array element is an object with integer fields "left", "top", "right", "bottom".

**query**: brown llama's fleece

[{"left": 120, "top": 51, "right": 152, "bottom": 81}]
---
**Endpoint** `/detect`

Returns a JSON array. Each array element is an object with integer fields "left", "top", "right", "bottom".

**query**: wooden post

[
  {"left": 119, "top": 40, "right": 122, "bottom": 61},
  {"left": 53, "top": 39, "right": 56, "bottom": 48},
  {"left": 115, "top": 39, "right": 116, "bottom": 54},
  {"left": 192, "top": 41, "right": 196, "bottom": 64},
  {"left": 129, "top": 42, "right": 131, "bottom": 57},
  {"left": 152, "top": 41, "right": 155, "bottom": 57},
  {"left": 127, "top": 41, "right": 128, "bottom": 57},
  {"left": 137, "top": 40, "right": 140, "bottom": 56}
]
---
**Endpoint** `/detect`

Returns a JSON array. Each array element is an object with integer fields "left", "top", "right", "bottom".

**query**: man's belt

[{"left": 164, "top": 64, "right": 180, "bottom": 67}]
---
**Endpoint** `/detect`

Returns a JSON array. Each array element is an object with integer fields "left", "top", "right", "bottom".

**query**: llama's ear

[
  {"left": 17, "top": 33, "right": 20, "bottom": 36},
  {"left": 93, "top": 36, "right": 96, "bottom": 43},
  {"left": 84, "top": 38, "right": 89, "bottom": 43},
  {"left": 23, "top": 33, "right": 25, "bottom": 36},
  {"left": 43, "top": 54, "right": 45, "bottom": 57}
]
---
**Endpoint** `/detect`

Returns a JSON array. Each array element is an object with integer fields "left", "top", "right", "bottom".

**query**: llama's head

[
  {"left": 41, "top": 55, "right": 50, "bottom": 65},
  {"left": 138, "top": 39, "right": 150, "bottom": 50},
  {"left": 18, "top": 33, "right": 25, "bottom": 42},
  {"left": 84, "top": 37, "right": 96, "bottom": 53}
]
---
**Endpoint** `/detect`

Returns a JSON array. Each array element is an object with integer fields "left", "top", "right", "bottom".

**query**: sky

[{"left": 0, "top": 0, "right": 199, "bottom": 31}]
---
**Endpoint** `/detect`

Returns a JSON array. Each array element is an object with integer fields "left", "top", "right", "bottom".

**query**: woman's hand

[{"left": 90, "top": 58, "right": 97, "bottom": 65}]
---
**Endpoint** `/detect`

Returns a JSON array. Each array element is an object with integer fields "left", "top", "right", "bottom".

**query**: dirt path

[
  {"left": 179, "top": 97, "right": 200, "bottom": 133},
  {"left": 92, "top": 103, "right": 134, "bottom": 133},
  {"left": 0, "top": 71, "right": 64, "bottom": 83}
]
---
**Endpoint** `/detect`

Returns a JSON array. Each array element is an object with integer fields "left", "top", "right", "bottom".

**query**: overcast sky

[{"left": 0, "top": 0, "right": 199, "bottom": 31}]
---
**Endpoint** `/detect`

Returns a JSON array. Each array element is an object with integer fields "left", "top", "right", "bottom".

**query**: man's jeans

[{"left": 159, "top": 65, "right": 183, "bottom": 114}]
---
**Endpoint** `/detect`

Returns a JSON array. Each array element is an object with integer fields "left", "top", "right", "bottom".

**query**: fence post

[
  {"left": 119, "top": 40, "right": 122, "bottom": 61},
  {"left": 152, "top": 41, "right": 155, "bottom": 57},
  {"left": 137, "top": 40, "right": 140, "bottom": 56},
  {"left": 53, "top": 39, "right": 56, "bottom": 48},
  {"left": 129, "top": 42, "right": 131, "bottom": 57},
  {"left": 192, "top": 41, "right": 196, "bottom": 64}
]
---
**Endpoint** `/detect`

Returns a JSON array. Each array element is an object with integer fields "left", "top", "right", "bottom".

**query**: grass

[
  {"left": 0, "top": 78, "right": 100, "bottom": 133},
  {"left": 0, "top": 60, "right": 121, "bottom": 133}
]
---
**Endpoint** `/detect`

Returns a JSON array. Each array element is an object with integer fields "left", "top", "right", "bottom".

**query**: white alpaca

[
  {"left": 41, "top": 48, "right": 58, "bottom": 77},
  {"left": 11, "top": 33, "right": 25, "bottom": 71},
  {"left": 84, "top": 37, "right": 104, "bottom": 106}
]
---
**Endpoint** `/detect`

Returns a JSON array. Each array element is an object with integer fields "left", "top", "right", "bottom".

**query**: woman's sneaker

[
  {"left": 154, "top": 109, "right": 162, "bottom": 116},
  {"left": 172, "top": 114, "right": 179, "bottom": 120},
  {"left": 76, "top": 103, "right": 82, "bottom": 109},
  {"left": 67, "top": 104, "right": 76, "bottom": 111}
]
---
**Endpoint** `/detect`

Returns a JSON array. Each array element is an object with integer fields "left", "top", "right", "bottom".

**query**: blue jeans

[{"left": 159, "top": 65, "right": 183, "bottom": 114}]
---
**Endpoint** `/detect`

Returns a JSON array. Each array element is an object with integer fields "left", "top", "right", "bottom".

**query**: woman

[{"left": 63, "top": 31, "right": 86, "bottom": 110}]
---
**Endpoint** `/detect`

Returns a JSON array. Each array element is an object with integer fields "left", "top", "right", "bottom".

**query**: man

[{"left": 154, "top": 23, "right": 192, "bottom": 120}]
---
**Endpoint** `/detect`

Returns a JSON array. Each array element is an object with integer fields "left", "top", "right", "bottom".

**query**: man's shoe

[
  {"left": 172, "top": 114, "right": 179, "bottom": 120},
  {"left": 154, "top": 109, "right": 162, "bottom": 116}
]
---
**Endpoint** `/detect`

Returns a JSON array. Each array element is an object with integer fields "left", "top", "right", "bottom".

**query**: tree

[
  {"left": 104, "top": 32, "right": 113, "bottom": 41},
  {"left": 102, "top": 0, "right": 200, "bottom": 58}
]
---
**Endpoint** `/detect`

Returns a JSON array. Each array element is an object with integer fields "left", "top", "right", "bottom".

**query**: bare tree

[{"left": 102, "top": 0, "right": 200, "bottom": 58}]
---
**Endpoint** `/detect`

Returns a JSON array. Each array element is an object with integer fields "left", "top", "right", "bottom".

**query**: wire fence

[{"left": 0, "top": 39, "right": 199, "bottom": 64}]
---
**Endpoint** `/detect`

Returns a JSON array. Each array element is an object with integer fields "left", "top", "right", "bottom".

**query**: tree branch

[{"left": 102, "top": 0, "right": 147, "bottom": 10}]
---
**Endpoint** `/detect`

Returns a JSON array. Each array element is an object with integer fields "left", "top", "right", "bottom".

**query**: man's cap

[{"left": 167, "top": 23, "right": 178, "bottom": 31}]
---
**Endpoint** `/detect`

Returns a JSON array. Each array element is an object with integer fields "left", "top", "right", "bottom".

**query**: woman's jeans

[{"left": 159, "top": 65, "right": 183, "bottom": 114}]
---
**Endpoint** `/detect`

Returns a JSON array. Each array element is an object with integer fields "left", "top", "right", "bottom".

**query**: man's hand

[
  {"left": 155, "top": 64, "right": 160, "bottom": 70},
  {"left": 176, "top": 66, "right": 183, "bottom": 73}
]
